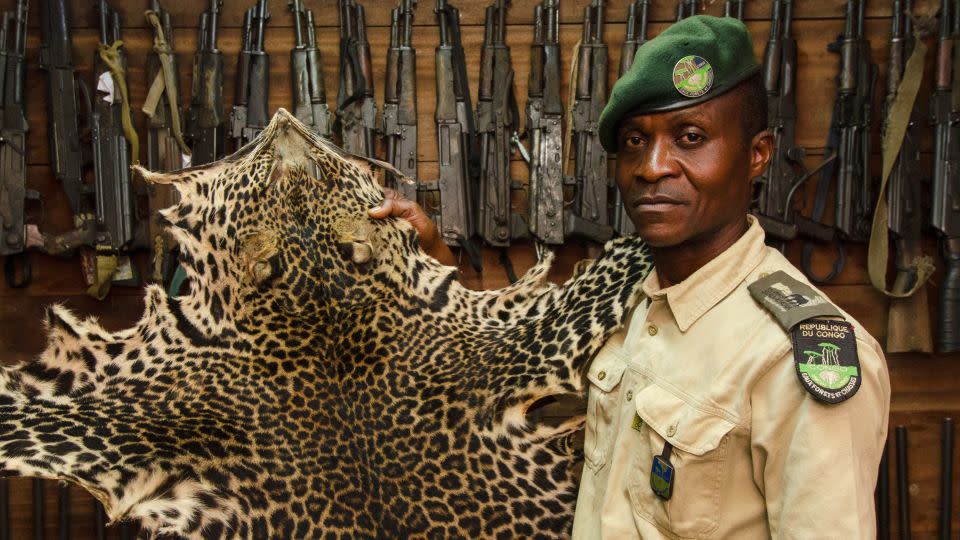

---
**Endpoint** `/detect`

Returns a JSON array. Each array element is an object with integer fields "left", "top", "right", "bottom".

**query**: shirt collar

[{"left": 641, "top": 215, "right": 767, "bottom": 332}]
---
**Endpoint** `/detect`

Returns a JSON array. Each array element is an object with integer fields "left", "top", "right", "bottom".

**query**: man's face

[{"left": 614, "top": 89, "right": 770, "bottom": 249}]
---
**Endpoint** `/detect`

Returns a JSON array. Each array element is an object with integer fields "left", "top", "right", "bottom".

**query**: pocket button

[
  {"left": 666, "top": 424, "right": 677, "bottom": 437},
  {"left": 626, "top": 390, "right": 634, "bottom": 401}
]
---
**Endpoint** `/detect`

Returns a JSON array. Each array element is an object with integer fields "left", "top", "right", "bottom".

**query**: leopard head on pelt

[{"left": 0, "top": 109, "right": 653, "bottom": 538}]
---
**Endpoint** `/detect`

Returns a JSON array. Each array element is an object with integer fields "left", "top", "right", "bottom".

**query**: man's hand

[{"left": 368, "top": 188, "right": 457, "bottom": 266}]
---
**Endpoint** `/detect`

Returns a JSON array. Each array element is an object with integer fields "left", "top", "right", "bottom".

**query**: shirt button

[
  {"left": 667, "top": 424, "right": 677, "bottom": 437},
  {"left": 598, "top": 371, "right": 607, "bottom": 380},
  {"left": 647, "top": 324, "right": 658, "bottom": 336},
  {"left": 626, "top": 390, "right": 634, "bottom": 401},
  {"left": 759, "top": 271, "right": 770, "bottom": 278}
]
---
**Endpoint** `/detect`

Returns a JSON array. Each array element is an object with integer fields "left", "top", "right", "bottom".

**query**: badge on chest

[{"left": 650, "top": 442, "right": 675, "bottom": 500}]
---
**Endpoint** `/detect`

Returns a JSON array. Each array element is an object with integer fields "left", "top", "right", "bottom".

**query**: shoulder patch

[
  {"left": 748, "top": 270, "right": 843, "bottom": 330},
  {"left": 790, "top": 319, "right": 861, "bottom": 403}
]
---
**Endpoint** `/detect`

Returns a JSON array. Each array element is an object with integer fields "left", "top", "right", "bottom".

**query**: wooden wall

[{"left": 0, "top": 0, "right": 957, "bottom": 538}]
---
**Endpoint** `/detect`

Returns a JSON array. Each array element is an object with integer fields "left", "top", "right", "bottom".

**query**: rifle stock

[{"left": 185, "top": 0, "right": 225, "bottom": 166}]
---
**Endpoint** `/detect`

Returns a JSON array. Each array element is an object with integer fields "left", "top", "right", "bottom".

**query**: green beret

[{"left": 598, "top": 15, "right": 760, "bottom": 153}]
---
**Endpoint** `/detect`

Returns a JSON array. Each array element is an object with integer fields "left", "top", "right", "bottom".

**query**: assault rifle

[
  {"left": 881, "top": 0, "right": 932, "bottom": 352},
  {"left": 611, "top": 0, "right": 649, "bottom": 237},
  {"left": 428, "top": 0, "right": 482, "bottom": 269},
  {"left": 724, "top": 0, "right": 745, "bottom": 19},
  {"left": 231, "top": 0, "right": 270, "bottom": 148},
  {"left": 931, "top": 0, "right": 960, "bottom": 351},
  {"left": 477, "top": 0, "right": 522, "bottom": 247},
  {"left": 676, "top": 0, "right": 696, "bottom": 20},
  {"left": 337, "top": 0, "right": 377, "bottom": 158},
  {"left": 90, "top": 0, "right": 144, "bottom": 297},
  {"left": 526, "top": 0, "right": 564, "bottom": 244},
  {"left": 0, "top": 0, "right": 32, "bottom": 287},
  {"left": 753, "top": 0, "right": 833, "bottom": 247},
  {"left": 185, "top": 0, "right": 225, "bottom": 166},
  {"left": 803, "top": 0, "right": 876, "bottom": 283},
  {"left": 834, "top": 0, "right": 876, "bottom": 244},
  {"left": 290, "top": 0, "right": 331, "bottom": 138},
  {"left": 566, "top": 0, "right": 613, "bottom": 243},
  {"left": 144, "top": 1, "right": 191, "bottom": 283},
  {"left": 383, "top": 0, "right": 418, "bottom": 199}
]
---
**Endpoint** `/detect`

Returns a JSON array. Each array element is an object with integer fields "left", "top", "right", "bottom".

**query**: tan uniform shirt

[{"left": 572, "top": 217, "right": 890, "bottom": 539}]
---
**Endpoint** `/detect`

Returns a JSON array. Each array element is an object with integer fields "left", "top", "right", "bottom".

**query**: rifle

[
  {"left": 231, "top": 0, "right": 270, "bottom": 148},
  {"left": 526, "top": 0, "right": 564, "bottom": 245},
  {"left": 476, "top": 0, "right": 521, "bottom": 248},
  {"left": 803, "top": 0, "right": 876, "bottom": 283},
  {"left": 941, "top": 418, "right": 954, "bottom": 540},
  {"left": 290, "top": 0, "right": 331, "bottom": 139},
  {"left": 383, "top": 0, "right": 418, "bottom": 200},
  {"left": 337, "top": 0, "right": 377, "bottom": 158},
  {"left": 676, "top": 0, "right": 697, "bottom": 20},
  {"left": 896, "top": 426, "right": 910, "bottom": 540},
  {"left": 753, "top": 0, "right": 834, "bottom": 247},
  {"left": 428, "top": 0, "right": 482, "bottom": 270},
  {"left": 185, "top": 0, "right": 225, "bottom": 166},
  {"left": 566, "top": 0, "right": 613, "bottom": 243},
  {"left": 724, "top": 0, "right": 745, "bottom": 19},
  {"left": 877, "top": 441, "right": 891, "bottom": 540},
  {"left": 881, "top": 0, "right": 932, "bottom": 353},
  {"left": 89, "top": 0, "right": 143, "bottom": 297},
  {"left": 932, "top": 0, "right": 960, "bottom": 352},
  {"left": 835, "top": 0, "right": 876, "bottom": 244},
  {"left": 144, "top": 0, "right": 190, "bottom": 284},
  {"left": 0, "top": 0, "right": 33, "bottom": 287},
  {"left": 611, "top": 0, "right": 649, "bottom": 238}
]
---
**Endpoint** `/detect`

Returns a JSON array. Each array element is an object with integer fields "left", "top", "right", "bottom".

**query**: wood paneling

[{"left": 1, "top": 0, "right": 958, "bottom": 538}]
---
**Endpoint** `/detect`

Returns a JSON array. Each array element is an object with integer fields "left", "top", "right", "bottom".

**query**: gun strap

[
  {"left": 98, "top": 40, "right": 140, "bottom": 165},
  {"left": 143, "top": 10, "right": 191, "bottom": 159},
  {"left": 87, "top": 245, "right": 117, "bottom": 300},
  {"left": 562, "top": 40, "right": 582, "bottom": 179},
  {"left": 867, "top": 35, "right": 935, "bottom": 298}
]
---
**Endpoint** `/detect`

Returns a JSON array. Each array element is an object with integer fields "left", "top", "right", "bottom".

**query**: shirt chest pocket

[
  {"left": 627, "top": 384, "right": 737, "bottom": 539},
  {"left": 583, "top": 353, "right": 627, "bottom": 473}
]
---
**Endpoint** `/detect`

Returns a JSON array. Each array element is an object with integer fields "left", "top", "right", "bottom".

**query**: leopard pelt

[{"left": 0, "top": 109, "right": 653, "bottom": 539}]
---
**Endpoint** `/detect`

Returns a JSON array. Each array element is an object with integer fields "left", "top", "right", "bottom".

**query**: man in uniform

[{"left": 370, "top": 14, "right": 890, "bottom": 539}]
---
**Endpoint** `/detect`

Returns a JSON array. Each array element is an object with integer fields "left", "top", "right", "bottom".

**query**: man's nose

[{"left": 635, "top": 137, "right": 676, "bottom": 183}]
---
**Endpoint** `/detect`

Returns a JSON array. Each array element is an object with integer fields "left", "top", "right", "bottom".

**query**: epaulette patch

[
  {"left": 790, "top": 319, "right": 861, "bottom": 403},
  {"left": 748, "top": 270, "right": 843, "bottom": 330}
]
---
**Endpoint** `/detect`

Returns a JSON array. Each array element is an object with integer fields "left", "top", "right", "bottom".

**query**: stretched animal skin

[{"left": 0, "top": 109, "right": 652, "bottom": 538}]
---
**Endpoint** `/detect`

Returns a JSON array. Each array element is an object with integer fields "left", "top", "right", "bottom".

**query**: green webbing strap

[
  {"left": 98, "top": 40, "right": 140, "bottom": 165},
  {"left": 867, "top": 35, "right": 935, "bottom": 298},
  {"left": 143, "top": 10, "right": 191, "bottom": 158},
  {"left": 168, "top": 264, "right": 187, "bottom": 298}
]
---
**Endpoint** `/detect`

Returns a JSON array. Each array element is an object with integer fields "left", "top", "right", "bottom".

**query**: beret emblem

[{"left": 672, "top": 55, "right": 714, "bottom": 98}]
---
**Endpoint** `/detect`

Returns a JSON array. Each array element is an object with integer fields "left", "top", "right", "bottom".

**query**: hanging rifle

[
  {"left": 0, "top": 0, "right": 33, "bottom": 288},
  {"left": 802, "top": 0, "right": 876, "bottom": 283},
  {"left": 526, "top": 0, "right": 564, "bottom": 245},
  {"left": 185, "top": 0, "right": 224, "bottom": 166},
  {"left": 565, "top": 0, "right": 613, "bottom": 243},
  {"left": 427, "top": 0, "right": 482, "bottom": 270},
  {"left": 941, "top": 418, "right": 954, "bottom": 540},
  {"left": 476, "top": 0, "right": 522, "bottom": 248},
  {"left": 337, "top": 0, "right": 377, "bottom": 158},
  {"left": 676, "top": 0, "right": 696, "bottom": 20},
  {"left": 144, "top": 0, "right": 191, "bottom": 284},
  {"left": 877, "top": 0, "right": 933, "bottom": 353},
  {"left": 89, "top": 0, "right": 144, "bottom": 298},
  {"left": 931, "top": 0, "right": 960, "bottom": 352},
  {"left": 290, "top": 0, "right": 331, "bottom": 138},
  {"left": 724, "top": 0, "right": 745, "bottom": 18},
  {"left": 753, "top": 0, "right": 834, "bottom": 247},
  {"left": 896, "top": 426, "right": 911, "bottom": 540},
  {"left": 611, "top": 0, "right": 649, "bottom": 237},
  {"left": 231, "top": 0, "right": 270, "bottom": 148},
  {"left": 383, "top": 0, "right": 418, "bottom": 199}
]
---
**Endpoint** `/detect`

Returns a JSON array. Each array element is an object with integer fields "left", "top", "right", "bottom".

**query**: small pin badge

[
  {"left": 650, "top": 442, "right": 675, "bottom": 500},
  {"left": 672, "top": 55, "right": 714, "bottom": 98}
]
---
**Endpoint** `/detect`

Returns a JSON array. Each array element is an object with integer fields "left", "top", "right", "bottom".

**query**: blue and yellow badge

[
  {"left": 791, "top": 319, "right": 861, "bottom": 404},
  {"left": 650, "top": 443, "right": 675, "bottom": 500},
  {"left": 672, "top": 55, "right": 714, "bottom": 98}
]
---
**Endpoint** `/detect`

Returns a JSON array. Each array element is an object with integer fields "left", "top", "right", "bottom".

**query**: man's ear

[{"left": 749, "top": 129, "right": 774, "bottom": 179}]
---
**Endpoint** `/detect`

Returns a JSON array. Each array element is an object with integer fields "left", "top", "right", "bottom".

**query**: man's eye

[
  {"left": 622, "top": 135, "right": 644, "bottom": 149},
  {"left": 678, "top": 132, "right": 704, "bottom": 145}
]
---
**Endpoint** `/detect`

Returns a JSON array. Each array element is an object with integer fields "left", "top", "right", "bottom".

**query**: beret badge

[{"left": 672, "top": 55, "right": 714, "bottom": 98}]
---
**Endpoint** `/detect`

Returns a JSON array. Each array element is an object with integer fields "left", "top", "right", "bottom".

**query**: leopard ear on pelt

[
  {"left": 337, "top": 241, "right": 375, "bottom": 265},
  {"left": 240, "top": 230, "right": 283, "bottom": 287}
]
